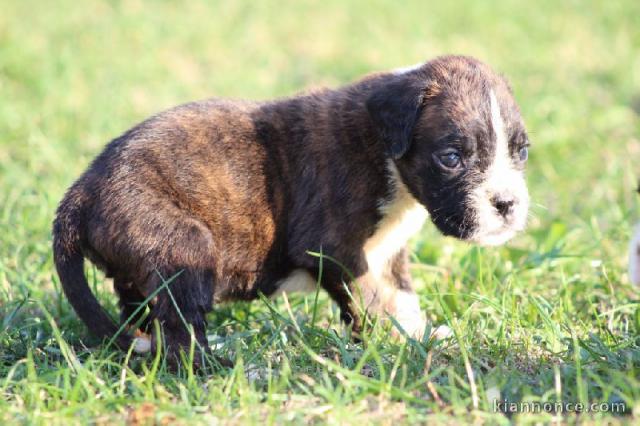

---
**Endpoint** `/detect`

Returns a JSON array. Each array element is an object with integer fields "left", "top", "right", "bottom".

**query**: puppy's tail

[{"left": 52, "top": 188, "right": 134, "bottom": 351}]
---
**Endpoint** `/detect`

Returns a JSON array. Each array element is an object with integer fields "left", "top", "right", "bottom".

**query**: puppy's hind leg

[
  {"left": 137, "top": 219, "right": 223, "bottom": 369},
  {"left": 106, "top": 210, "right": 217, "bottom": 367},
  {"left": 147, "top": 266, "right": 214, "bottom": 366},
  {"left": 114, "top": 280, "right": 152, "bottom": 333}
]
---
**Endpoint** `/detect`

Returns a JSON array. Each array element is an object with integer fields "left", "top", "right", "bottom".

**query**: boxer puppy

[{"left": 53, "top": 55, "right": 530, "bottom": 365}]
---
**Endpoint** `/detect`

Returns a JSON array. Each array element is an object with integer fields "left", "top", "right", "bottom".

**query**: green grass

[{"left": 1, "top": 0, "right": 640, "bottom": 424}]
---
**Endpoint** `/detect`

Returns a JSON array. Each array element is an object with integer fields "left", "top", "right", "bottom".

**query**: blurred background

[
  {"left": 2, "top": 0, "right": 638, "bottom": 308},
  {"left": 1, "top": 0, "right": 639, "bottom": 422}
]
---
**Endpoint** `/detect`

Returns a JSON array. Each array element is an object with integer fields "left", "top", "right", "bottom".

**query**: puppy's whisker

[{"left": 531, "top": 202, "right": 548, "bottom": 210}]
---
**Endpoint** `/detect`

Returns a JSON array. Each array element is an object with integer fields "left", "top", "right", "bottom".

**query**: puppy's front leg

[
  {"left": 354, "top": 248, "right": 448, "bottom": 341},
  {"left": 320, "top": 249, "right": 425, "bottom": 338},
  {"left": 354, "top": 248, "right": 428, "bottom": 338},
  {"left": 320, "top": 249, "right": 449, "bottom": 340}
]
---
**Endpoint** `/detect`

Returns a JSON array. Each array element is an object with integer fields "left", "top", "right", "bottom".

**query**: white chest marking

[{"left": 363, "top": 163, "right": 428, "bottom": 279}]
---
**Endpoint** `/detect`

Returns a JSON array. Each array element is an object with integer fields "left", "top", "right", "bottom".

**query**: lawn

[{"left": 1, "top": 0, "right": 639, "bottom": 424}]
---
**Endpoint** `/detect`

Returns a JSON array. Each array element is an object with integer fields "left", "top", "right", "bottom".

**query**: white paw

[
  {"left": 391, "top": 291, "right": 454, "bottom": 341},
  {"left": 133, "top": 336, "right": 151, "bottom": 354},
  {"left": 393, "top": 290, "right": 427, "bottom": 338},
  {"left": 429, "top": 325, "right": 453, "bottom": 341}
]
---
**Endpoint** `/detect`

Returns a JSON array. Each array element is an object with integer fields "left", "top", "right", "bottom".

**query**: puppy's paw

[
  {"left": 132, "top": 335, "right": 152, "bottom": 354},
  {"left": 428, "top": 324, "right": 453, "bottom": 341},
  {"left": 388, "top": 290, "right": 454, "bottom": 342},
  {"left": 390, "top": 319, "right": 453, "bottom": 342},
  {"left": 390, "top": 290, "right": 427, "bottom": 339}
]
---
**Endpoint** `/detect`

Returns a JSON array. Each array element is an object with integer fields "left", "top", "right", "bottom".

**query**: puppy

[{"left": 53, "top": 56, "right": 530, "bottom": 364}]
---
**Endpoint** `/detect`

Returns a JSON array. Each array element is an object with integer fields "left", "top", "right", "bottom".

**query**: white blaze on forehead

[
  {"left": 486, "top": 89, "right": 519, "bottom": 200},
  {"left": 469, "top": 89, "right": 529, "bottom": 246},
  {"left": 364, "top": 162, "right": 428, "bottom": 279},
  {"left": 489, "top": 90, "right": 508, "bottom": 168}
]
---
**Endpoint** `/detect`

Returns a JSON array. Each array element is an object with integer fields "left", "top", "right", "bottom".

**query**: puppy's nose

[{"left": 492, "top": 195, "right": 515, "bottom": 218}]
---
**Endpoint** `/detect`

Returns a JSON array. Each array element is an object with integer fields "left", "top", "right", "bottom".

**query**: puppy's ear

[{"left": 366, "top": 75, "right": 426, "bottom": 159}]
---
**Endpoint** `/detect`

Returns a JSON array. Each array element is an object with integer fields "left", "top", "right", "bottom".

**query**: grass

[{"left": 1, "top": 0, "right": 640, "bottom": 424}]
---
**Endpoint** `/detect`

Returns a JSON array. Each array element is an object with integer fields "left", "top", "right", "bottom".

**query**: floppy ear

[{"left": 366, "top": 75, "right": 426, "bottom": 159}]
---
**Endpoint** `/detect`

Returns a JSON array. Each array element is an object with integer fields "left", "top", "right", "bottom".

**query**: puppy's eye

[
  {"left": 518, "top": 146, "right": 528, "bottom": 162},
  {"left": 437, "top": 152, "right": 462, "bottom": 169}
]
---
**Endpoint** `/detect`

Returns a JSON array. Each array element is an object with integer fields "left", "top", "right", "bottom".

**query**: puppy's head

[{"left": 367, "top": 56, "right": 530, "bottom": 246}]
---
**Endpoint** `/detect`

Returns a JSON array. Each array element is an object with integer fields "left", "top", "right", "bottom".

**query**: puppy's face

[{"left": 368, "top": 56, "right": 530, "bottom": 245}]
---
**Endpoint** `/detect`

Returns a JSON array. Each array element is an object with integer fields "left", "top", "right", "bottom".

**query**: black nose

[{"left": 492, "top": 195, "right": 515, "bottom": 218}]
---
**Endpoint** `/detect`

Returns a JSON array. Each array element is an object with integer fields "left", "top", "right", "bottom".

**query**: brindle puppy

[{"left": 53, "top": 56, "right": 530, "bottom": 366}]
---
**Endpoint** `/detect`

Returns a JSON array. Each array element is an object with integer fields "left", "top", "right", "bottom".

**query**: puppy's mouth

[
  {"left": 429, "top": 207, "right": 526, "bottom": 246},
  {"left": 470, "top": 226, "right": 520, "bottom": 247},
  {"left": 468, "top": 202, "right": 529, "bottom": 247}
]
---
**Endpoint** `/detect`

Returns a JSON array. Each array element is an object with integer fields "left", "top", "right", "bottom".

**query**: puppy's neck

[{"left": 363, "top": 161, "right": 428, "bottom": 278}]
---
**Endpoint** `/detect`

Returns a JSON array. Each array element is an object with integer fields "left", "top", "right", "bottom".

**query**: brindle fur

[{"left": 53, "top": 55, "right": 526, "bottom": 366}]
